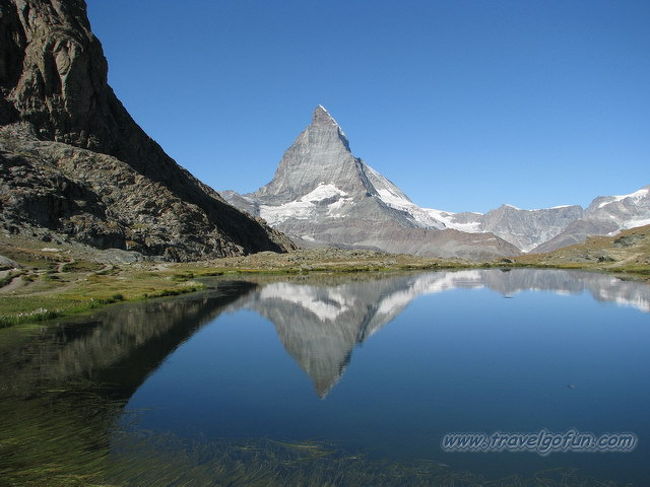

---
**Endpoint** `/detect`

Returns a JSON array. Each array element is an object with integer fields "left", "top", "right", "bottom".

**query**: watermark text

[{"left": 441, "top": 429, "right": 637, "bottom": 456}]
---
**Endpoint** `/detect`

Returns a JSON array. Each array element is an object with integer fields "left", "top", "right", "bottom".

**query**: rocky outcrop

[
  {"left": 0, "top": 0, "right": 294, "bottom": 260},
  {"left": 0, "top": 254, "right": 19, "bottom": 269}
]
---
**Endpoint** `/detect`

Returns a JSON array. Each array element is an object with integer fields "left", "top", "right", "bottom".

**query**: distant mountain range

[{"left": 224, "top": 106, "right": 649, "bottom": 259}]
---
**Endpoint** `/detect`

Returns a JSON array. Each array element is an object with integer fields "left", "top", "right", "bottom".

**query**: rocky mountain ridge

[{"left": 0, "top": 0, "right": 293, "bottom": 260}]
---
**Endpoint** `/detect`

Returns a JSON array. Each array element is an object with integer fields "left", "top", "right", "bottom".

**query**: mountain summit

[
  {"left": 312, "top": 104, "right": 346, "bottom": 132},
  {"left": 224, "top": 106, "right": 520, "bottom": 260},
  {"left": 0, "top": 0, "right": 293, "bottom": 260},
  {"left": 254, "top": 105, "right": 363, "bottom": 203}
]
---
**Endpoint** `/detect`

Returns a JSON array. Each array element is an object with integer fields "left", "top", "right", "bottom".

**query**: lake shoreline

[
  {"left": 2, "top": 226, "right": 650, "bottom": 329},
  {"left": 1, "top": 248, "right": 648, "bottom": 331}
]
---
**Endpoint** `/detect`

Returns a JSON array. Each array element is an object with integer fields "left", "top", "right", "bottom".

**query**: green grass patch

[
  {"left": 60, "top": 261, "right": 105, "bottom": 273},
  {"left": 0, "top": 278, "right": 205, "bottom": 329},
  {"left": 0, "top": 295, "right": 87, "bottom": 328},
  {"left": 144, "top": 285, "right": 203, "bottom": 298}
]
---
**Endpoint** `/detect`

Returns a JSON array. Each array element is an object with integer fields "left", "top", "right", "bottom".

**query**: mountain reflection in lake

[{"left": 1, "top": 269, "right": 649, "bottom": 486}]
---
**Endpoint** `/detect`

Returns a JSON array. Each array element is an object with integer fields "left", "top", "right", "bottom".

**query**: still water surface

[{"left": 1, "top": 269, "right": 649, "bottom": 486}]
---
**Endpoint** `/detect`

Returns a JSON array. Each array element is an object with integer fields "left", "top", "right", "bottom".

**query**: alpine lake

[{"left": 1, "top": 268, "right": 649, "bottom": 486}]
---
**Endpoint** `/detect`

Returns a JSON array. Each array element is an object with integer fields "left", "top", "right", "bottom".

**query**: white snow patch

[
  {"left": 327, "top": 197, "right": 353, "bottom": 217},
  {"left": 376, "top": 271, "right": 484, "bottom": 317},
  {"left": 614, "top": 295, "right": 650, "bottom": 313},
  {"left": 423, "top": 208, "right": 483, "bottom": 232},
  {"left": 260, "top": 200, "right": 314, "bottom": 225},
  {"left": 598, "top": 188, "right": 649, "bottom": 208},
  {"left": 598, "top": 287, "right": 650, "bottom": 313},
  {"left": 501, "top": 204, "right": 574, "bottom": 212},
  {"left": 447, "top": 221, "right": 483, "bottom": 232},
  {"left": 622, "top": 218, "right": 650, "bottom": 229},
  {"left": 372, "top": 187, "right": 448, "bottom": 229},
  {"left": 302, "top": 183, "right": 347, "bottom": 202},
  {"left": 376, "top": 188, "right": 412, "bottom": 209},
  {"left": 259, "top": 283, "right": 352, "bottom": 321},
  {"left": 370, "top": 173, "right": 485, "bottom": 232},
  {"left": 259, "top": 184, "right": 348, "bottom": 225}
]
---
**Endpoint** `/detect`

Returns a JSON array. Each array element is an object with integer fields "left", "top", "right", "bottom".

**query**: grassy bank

[
  {"left": 1, "top": 232, "right": 649, "bottom": 329},
  {"left": 0, "top": 241, "right": 208, "bottom": 328},
  {"left": 0, "top": 241, "right": 474, "bottom": 329}
]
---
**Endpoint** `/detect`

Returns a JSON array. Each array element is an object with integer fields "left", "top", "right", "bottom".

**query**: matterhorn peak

[
  {"left": 308, "top": 104, "right": 350, "bottom": 151},
  {"left": 312, "top": 104, "right": 339, "bottom": 125},
  {"left": 223, "top": 105, "right": 524, "bottom": 259}
]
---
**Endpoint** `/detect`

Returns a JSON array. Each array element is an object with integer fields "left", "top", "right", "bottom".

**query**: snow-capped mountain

[
  {"left": 222, "top": 106, "right": 650, "bottom": 255},
  {"left": 437, "top": 186, "right": 650, "bottom": 253},
  {"left": 222, "top": 106, "right": 519, "bottom": 260}
]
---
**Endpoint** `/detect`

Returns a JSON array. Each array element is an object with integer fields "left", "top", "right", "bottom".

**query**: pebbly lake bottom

[{"left": 1, "top": 268, "right": 649, "bottom": 486}]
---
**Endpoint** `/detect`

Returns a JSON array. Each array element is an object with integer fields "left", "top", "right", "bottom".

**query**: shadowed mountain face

[{"left": 0, "top": 0, "right": 293, "bottom": 260}]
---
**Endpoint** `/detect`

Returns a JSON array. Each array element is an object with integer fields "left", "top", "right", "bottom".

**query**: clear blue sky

[{"left": 87, "top": 0, "right": 649, "bottom": 213}]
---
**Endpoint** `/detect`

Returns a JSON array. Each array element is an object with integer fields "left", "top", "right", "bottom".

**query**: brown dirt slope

[{"left": 517, "top": 224, "right": 650, "bottom": 274}]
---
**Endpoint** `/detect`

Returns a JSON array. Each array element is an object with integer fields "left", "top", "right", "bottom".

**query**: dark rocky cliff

[{"left": 0, "top": 0, "right": 294, "bottom": 260}]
